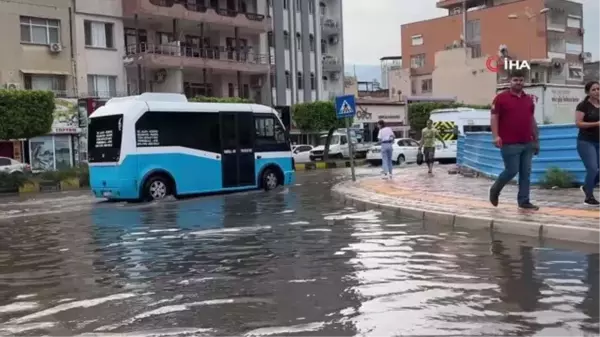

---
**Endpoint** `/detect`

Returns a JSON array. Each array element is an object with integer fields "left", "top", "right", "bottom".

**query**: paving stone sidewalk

[{"left": 333, "top": 165, "right": 599, "bottom": 243}]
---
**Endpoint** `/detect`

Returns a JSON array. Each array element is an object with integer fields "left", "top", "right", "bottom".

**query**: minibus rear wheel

[
  {"left": 261, "top": 167, "right": 281, "bottom": 191},
  {"left": 143, "top": 174, "right": 173, "bottom": 201}
]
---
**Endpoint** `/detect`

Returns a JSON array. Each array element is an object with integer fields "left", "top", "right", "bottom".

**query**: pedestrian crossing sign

[{"left": 335, "top": 94, "right": 356, "bottom": 119}]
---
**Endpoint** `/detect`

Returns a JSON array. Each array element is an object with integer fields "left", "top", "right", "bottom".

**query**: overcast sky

[{"left": 342, "top": 0, "right": 600, "bottom": 65}]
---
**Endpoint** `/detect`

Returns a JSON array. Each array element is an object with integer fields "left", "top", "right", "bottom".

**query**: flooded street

[{"left": 0, "top": 168, "right": 598, "bottom": 336}]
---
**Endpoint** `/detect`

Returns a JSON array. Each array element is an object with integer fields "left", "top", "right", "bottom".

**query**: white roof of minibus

[
  {"left": 429, "top": 107, "right": 490, "bottom": 122},
  {"left": 89, "top": 93, "right": 275, "bottom": 121}
]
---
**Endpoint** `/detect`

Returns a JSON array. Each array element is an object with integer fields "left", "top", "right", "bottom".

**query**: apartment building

[
  {"left": 122, "top": 0, "right": 272, "bottom": 103},
  {"left": 74, "top": 0, "right": 127, "bottom": 97},
  {"left": 401, "top": 0, "right": 586, "bottom": 96},
  {"left": 270, "top": 0, "right": 344, "bottom": 106}
]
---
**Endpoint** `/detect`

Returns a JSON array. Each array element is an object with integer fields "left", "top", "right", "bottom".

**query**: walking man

[
  {"left": 377, "top": 120, "right": 395, "bottom": 179},
  {"left": 489, "top": 69, "right": 539, "bottom": 210},
  {"left": 419, "top": 119, "right": 446, "bottom": 174}
]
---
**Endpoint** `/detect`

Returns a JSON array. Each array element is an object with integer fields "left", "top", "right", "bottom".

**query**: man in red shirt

[{"left": 489, "top": 69, "right": 539, "bottom": 210}]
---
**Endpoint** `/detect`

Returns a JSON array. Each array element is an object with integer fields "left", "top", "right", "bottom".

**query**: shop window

[{"left": 29, "top": 135, "right": 73, "bottom": 171}]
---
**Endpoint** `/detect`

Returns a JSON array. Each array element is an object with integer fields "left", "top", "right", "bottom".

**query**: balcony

[
  {"left": 436, "top": 0, "right": 485, "bottom": 10},
  {"left": 124, "top": 43, "right": 272, "bottom": 74},
  {"left": 322, "top": 55, "right": 342, "bottom": 72},
  {"left": 122, "top": 0, "right": 271, "bottom": 33},
  {"left": 321, "top": 18, "right": 340, "bottom": 36}
]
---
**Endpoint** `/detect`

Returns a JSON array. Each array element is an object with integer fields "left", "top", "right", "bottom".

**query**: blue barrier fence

[{"left": 457, "top": 124, "right": 585, "bottom": 184}]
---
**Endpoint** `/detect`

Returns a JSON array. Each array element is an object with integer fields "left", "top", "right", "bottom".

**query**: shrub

[
  {"left": 0, "top": 172, "right": 30, "bottom": 189},
  {"left": 190, "top": 96, "right": 253, "bottom": 103},
  {"left": 539, "top": 167, "right": 575, "bottom": 189},
  {"left": 0, "top": 90, "right": 55, "bottom": 140}
]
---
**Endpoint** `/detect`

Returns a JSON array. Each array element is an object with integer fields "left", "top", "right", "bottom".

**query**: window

[
  {"left": 124, "top": 28, "right": 147, "bottom": 52},
  {"left": 308, "top": 0, "right": 314, "bottom": 14},
  {"left": 285, "top": 71, "right": 291, "bottom": 88},
  {"left": 466, "top": 19, "right": 480, "bottom": 42},
  {"left": 309, "top": 34, "right": 315, "bottom": 52},
  {"left": 135, "top": 111, "right": 221, "bottom": 153},
  {"left": 87, "top": 115, "right": 123, "bottom": 163},
  {"left": 568, "top": 66, "right": 583, "bottom": 80},
  {"left": 566, "top": 42, "right": 583, "bottom": 54},
  {"left": 243, "top": 84, "right": 250, "bottom": 98},
  {"left": 297, "top": 72, "right": 303, "bottom": 89},
  {"left": 296, "top": 33, "right": 302, "bottom": 51},
  {"left": 254, "top": 116, "right": 286, "bottom": 147},
  {"left": 310, "top": 72, "right": 315, "bottom": 90},
  {"left": 411, "top": 80, "right": 417, "bottom": 94},
  {"left": 228, "top": 83, "right": 234, "bottom": 97},
  {"left": 156, "top": 32, "right": 174, "bottom": 44},
  {"left": 283, "top": 0, "right": 287, "bottom": 9},
  {"left": 24, "top": 74, "right": 66, "bottom": 96},
  {"left": 411, "top": 35, "right": 423, "bottom": 46},
  {"left": 319, "top": 2, "right": 326, "bottom": 16},
  {"left": 267, "top": 31, "right": 273, "bottom": 48},
  {"left": 283, "top": 31, "right": 290, "bottom": 49},
  {"left": 296, "top": 0, "right": 301, "bottom": 11},
  {"left": 321, "top": 39, "right": 327, "bottom": 54},
  {"left": 84, "top": 21, "right": 114, "bottom": 48},
  {"left": 20, "top": 16, "right": 60, "bottom": 44},
  {"left": 410, "top": 54, "right": 425, "bottom": 68},
  {"left": 470, "top": 43, "right": 482, "bottom": 58},
  {"left": 421, "top": 79, "right": 432, "bottom": 93},
  {"left": 567, "top": 16, "right": 581, "bottom": 28},
  {"left": 88, "top": 75, "right": 117, "bottom": 98},
  {"left": 548, "top": 31, "right": 566, "bottom": 53},
  {"left": 547, "top": 10, "right": 565, "bottom": 26}
]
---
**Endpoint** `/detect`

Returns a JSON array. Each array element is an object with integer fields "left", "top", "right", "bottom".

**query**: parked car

[
  {"left": 366, "top": 138, "right": 421, "bottom": 166},
  {"left": 309, "top": 130, "right": 372, "bottom": 161},
  {"left": 292, "top": 144, "right": 313, "bottom": 163},
  {"left": 0, "top": 157, "right": 30, "bottom": 174}
]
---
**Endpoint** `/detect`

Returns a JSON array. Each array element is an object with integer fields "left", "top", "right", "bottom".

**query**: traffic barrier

[
  {"left": 457, "top": 124, "right": 585, "bottom": 184},
  {"left": 295, "top": 160, "right": 365, "bottom": 171}
]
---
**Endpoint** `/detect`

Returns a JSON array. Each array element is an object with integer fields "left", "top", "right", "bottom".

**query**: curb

[
  {"left": 331, "top": 185, "right": 599, "bottom": 245},
  {"left": 295, "top": 160, "right": 365, "bottom": 171}
]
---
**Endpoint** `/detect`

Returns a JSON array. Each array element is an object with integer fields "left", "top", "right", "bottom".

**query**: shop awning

[{"left": 20, "top": 69, "right": 71, "bottom": 75}]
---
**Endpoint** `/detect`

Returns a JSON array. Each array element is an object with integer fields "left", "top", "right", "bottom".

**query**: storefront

[
  {"left": 0, "top": 140, "right": 26, "bottom": 162},
  {"left": 354, "top": 101, "right": 410, "bottom": 141},
  {"left": 28, "top": 98, "right": 81, "bottom": 171}
]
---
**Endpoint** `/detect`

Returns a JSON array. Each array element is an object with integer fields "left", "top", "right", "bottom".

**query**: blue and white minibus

[{"left": 87, "top": 93, "right": 295, "bottom": 201}]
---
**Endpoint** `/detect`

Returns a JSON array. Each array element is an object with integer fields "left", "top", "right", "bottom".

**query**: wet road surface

[{"left": 0, "top": 167, "right": 598, "bottom": 336}]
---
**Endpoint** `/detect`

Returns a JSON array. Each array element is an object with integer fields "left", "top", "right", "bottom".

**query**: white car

[
  {"left": 0, "top": 157, "right": 30, "bottom": 174},
  {"left": 292, "top": 144, "right": 313, "bottom": 163},
  {"left": 366, "top": 138, "right": 421, "bottom": 166}
]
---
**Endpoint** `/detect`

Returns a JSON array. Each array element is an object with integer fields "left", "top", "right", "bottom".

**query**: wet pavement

[{"left": 0, "top": 166, "right": 598, "bottom": 336}]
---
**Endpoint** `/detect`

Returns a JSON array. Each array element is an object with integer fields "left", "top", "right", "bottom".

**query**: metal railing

[
  {"left": 148, "top": 0, "right": 266, "bottom": 21},
  {"left": 126, "top": 43, "right": 273, "bottom": 65}
]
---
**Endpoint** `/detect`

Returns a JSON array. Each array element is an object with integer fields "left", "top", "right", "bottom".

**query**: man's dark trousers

[{"left": 490, "top": 142, "right": 535, "bottom": 205}]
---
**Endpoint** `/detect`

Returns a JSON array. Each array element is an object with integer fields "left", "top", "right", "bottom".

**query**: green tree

[
  {"left": 0, "top": 90, "right": 55, "bottom": 140},
  {"left": 190, "top": 96, "right": 253, "bottom": 103},
  {"left": 292, "top": 100, "right": 346, "bottom": 160},
  {"left": 408, "top": 102, "right": 491, "bottom": 138}
]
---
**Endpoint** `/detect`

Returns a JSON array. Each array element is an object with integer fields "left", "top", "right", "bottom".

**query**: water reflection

[{"left": 0, "top": 171, "right": 597, "bottom": 336}]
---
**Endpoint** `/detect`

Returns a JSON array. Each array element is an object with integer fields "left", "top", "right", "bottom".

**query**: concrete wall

[{"left": 432, "top": 48, "right": 497, "bottom": 105}]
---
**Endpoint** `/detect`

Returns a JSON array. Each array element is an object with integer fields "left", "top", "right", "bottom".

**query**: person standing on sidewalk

[
  {"left": 489, "top": 69, "right": 540, "bottom": 210},
  {"left": 575, "top": 81, "right": 600, "bottom": 205},
  {"left": 377, "top": 120, "right": 395, "bottom": 179},
  {"left": 419, "top": 119, "right": 446, "bottom": 175}
]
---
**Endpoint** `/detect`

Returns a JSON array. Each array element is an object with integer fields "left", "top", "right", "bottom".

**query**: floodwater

[{"left": 0, "top": 167, "right": 598, "bottom": 336}]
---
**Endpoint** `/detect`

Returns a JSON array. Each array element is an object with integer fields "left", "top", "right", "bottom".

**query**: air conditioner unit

[
  {"left": 4, "top": 83, "right": 20, "bottom": 90},
  {"left": 452, "top": 7, "right": 461, "bottom": 15},
  {"left": 49, "top": 43, "right": 62, "bottom": 53},
  {"left": 331, "top": 73, "right": 340, "bottom": 80}
]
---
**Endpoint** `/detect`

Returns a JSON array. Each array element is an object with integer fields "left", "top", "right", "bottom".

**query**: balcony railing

[
  {"left": 147, "top": 0, "right": 266, "bottom": 21},
  {"left": 125, "top": 43, "right": 272, "bottom": 73}
]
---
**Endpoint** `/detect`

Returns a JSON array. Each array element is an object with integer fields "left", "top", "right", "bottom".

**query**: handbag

[{"left": 416, "top": 149, "right": 424, "bottom": 166}]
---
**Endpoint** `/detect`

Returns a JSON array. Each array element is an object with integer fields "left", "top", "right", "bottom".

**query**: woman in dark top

[{"left": 576, "top": 81, "right": 600, "bottom": 205}]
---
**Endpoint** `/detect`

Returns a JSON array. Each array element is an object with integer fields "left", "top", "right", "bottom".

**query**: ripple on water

[{"left": 0, "top": 176, "right": 597, "bottom": 336}]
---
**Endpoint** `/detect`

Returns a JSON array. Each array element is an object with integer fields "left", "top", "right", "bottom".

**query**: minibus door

[{"left": 219, "top": 111, "right": 256, "bottom": 188}]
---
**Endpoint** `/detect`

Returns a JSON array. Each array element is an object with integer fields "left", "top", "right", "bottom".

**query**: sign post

[{"left": 335, "top": 94, "right": 357, "bottom": 182}]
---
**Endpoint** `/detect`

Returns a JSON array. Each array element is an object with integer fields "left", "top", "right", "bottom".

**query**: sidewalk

[{"left": 332, "top": 165, "right": 599, "bottom": 244}]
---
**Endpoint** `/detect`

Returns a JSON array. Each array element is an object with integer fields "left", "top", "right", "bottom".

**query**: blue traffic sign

[{"left": 335, "top": 94, "right": 356, "bottom": 119}]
